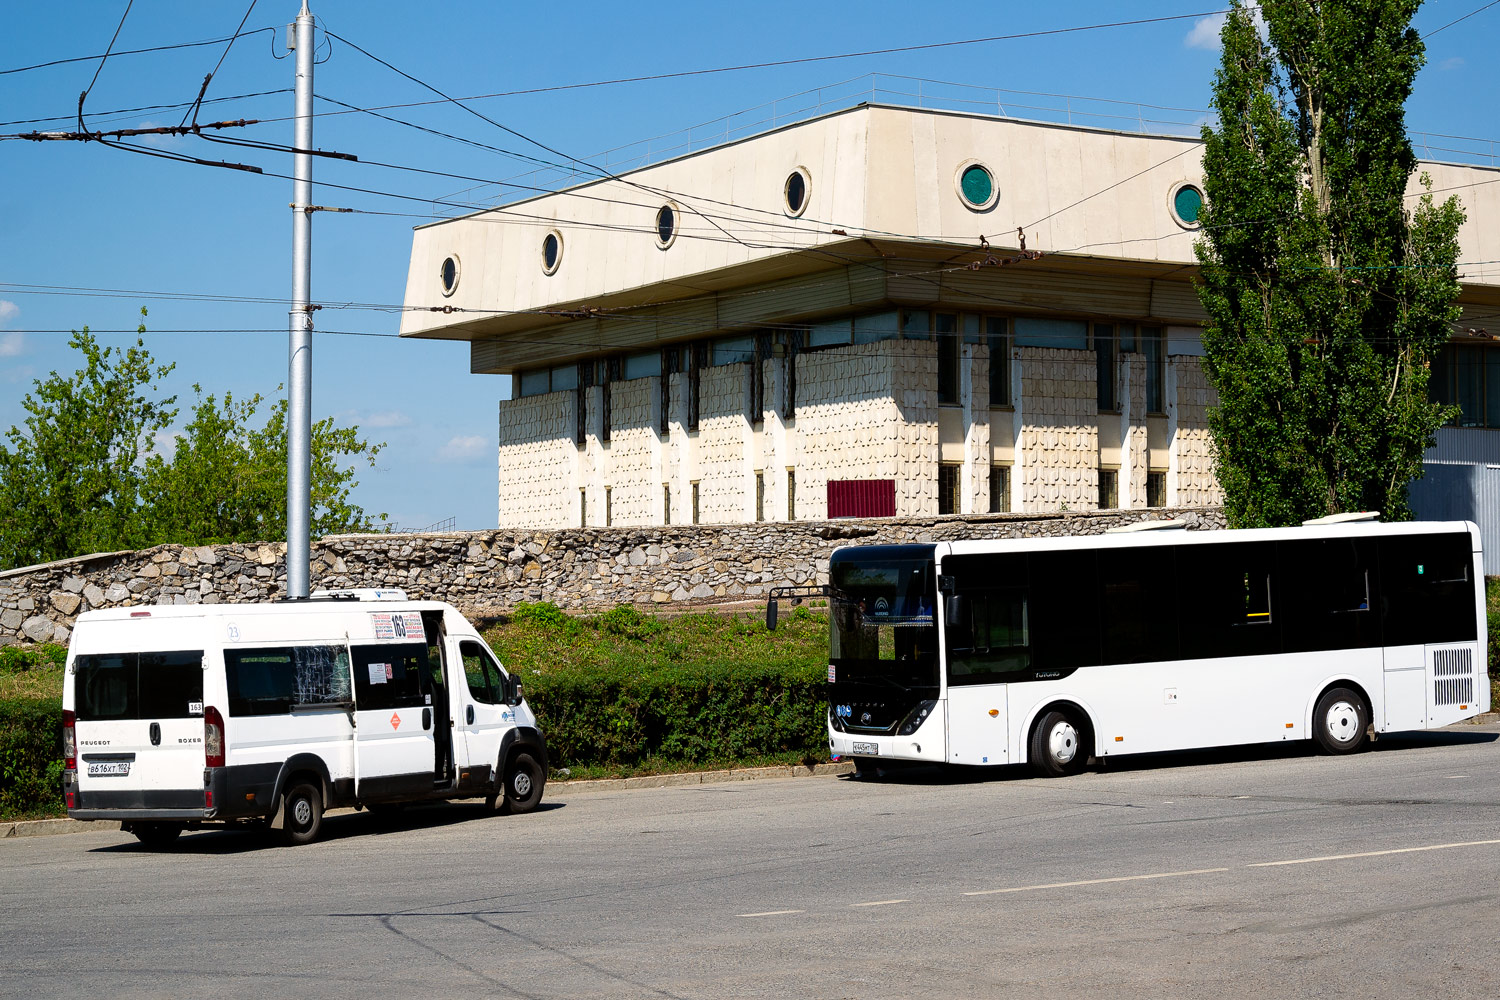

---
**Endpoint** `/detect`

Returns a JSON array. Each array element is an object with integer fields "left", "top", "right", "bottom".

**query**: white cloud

[
  {"left": 0, "top": 300, "right": 18, "bottom": 325},
  {"left": 1439, "top": 56, "right": 1465, "bottom": 71},
  {"left": 149, "top": 430, "right": 181, "bottom": 461},
  {"left": 362, "top": 410, "right": 412, "bottom": 428},
  {"left": 0, "top": 332, "right": 23, "bottom": 358},
  {"left": 1185, "top": 13, "right": 1227, "bottom": 50},
  {"left": 438, "top": 434, "right": 489, "bottom": 463}
]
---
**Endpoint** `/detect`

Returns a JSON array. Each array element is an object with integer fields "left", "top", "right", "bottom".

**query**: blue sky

[{"left": 2, "top": 2, "right": 1495, "bottom": 532}]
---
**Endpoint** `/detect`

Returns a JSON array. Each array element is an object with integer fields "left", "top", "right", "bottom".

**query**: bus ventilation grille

[{"left": 1432, "top": 647, "right": 1474, "bottom": 707}]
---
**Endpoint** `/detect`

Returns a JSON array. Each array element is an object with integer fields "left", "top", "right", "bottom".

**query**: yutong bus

[
  {"left": 790, "top": 517, "right": 1487, "bottom": 777},
  {"left": 62, "top": 590, "right": 546, "bottom": 847}
]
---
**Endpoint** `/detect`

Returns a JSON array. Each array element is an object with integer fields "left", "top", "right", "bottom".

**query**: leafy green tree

[
  {"left": 0, "top": 312, "right": 176, "bottom": 569},
  {"left": 0, "top": 316, "right": 387, "bottom": 570},
  {"left": 141, "top": 387, "right": 387, "bottom": 545},
  {"left": 1195, "top": 0, "right": 1465, "bottom": 527}
]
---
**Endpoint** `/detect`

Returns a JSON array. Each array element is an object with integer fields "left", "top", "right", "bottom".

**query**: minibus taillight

[
  {"left": 204, "top": 706, "right": 225, "bottom": 767},
  {"left": 63, "top": 710, "right": 76, "bottom": 770}
]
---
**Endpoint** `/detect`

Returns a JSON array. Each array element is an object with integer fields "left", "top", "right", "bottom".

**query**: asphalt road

[{"left": 4, "top": 726, "right": 1499, "bottom": 1000}]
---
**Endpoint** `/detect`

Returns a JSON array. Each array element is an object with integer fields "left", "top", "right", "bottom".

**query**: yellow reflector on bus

[
  {"left": 1286, "top": 723, "right": 1294, "bottom": 728},
  {"left": 1114, "top": 736, "right": 1124, "bottom": 742}
]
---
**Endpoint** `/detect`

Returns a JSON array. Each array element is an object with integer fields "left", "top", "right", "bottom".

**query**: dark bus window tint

[
  {"left": 226, "top": 649, "right": 295, "bottom": 716},
  {"left": 137, "top": 651, "right": 204, "bottom": 719},
  {"left": 1028, "top": 550, "right": 1101, "bottom": 670},
  {"left": 1176, "top": 543, "right": 1280, "bottom": 659},
  {"left": 350, "top": 643, "right": 429, "bottom": 711},
  {"left": 946, "top": 586, "right": 1031, "bottom": 685},
  {"left": 74, "top": 654, "right": 136, "bottom": 721},
  {"left": 1278, "top": 539, "right": 1381, "bottom": 653},
  {"left": 1379, "top": 533, "right": 1478, "bottom": 646},
  {"left": 1098, "top": 546, "right": 1179, "bottom": 664},
  {"left": 460, "top": 640, "right": 498, "bottom": 704}
]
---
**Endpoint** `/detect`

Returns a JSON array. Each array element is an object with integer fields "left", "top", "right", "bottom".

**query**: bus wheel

[
  {"left": 131, "top": 823, "right": 182, "bottom": 849},
  {"left": 1029, "top": 710, "right": 1088, "bottom": 778},
  {"left": 1313, "top": 687, "right": 1370, "bottom": 755},
  {"left": 280, "top": 781, "right": 324, "bottom": 845},
  {"left": 502, "top": 752, "right": 545, "bottom": 815}
]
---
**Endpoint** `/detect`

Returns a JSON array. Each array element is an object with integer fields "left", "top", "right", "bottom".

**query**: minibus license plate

[
  {"left": 852, "top": 742, "right": 878, "bottom": 755},
  {"left": 87, "top": 761, "right": 130, "bottom": 777}
]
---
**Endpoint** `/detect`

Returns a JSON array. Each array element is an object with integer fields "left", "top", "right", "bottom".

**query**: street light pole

[{"left": 286, "top": 0, "right": 315, "bottom": 599}]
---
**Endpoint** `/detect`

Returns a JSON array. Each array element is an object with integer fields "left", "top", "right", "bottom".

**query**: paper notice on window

[{"left": 368, "top": 663, "right": 389, "bottom": 685}]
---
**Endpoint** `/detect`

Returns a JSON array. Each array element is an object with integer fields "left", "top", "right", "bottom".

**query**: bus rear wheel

[
  {"left": 1029, "top": 710, "right": 1088, "bottom": 778},
  {"left": 1313, "top": 687, "right": 1370, "bottom": 755},
  {"left": 131, "top": 822, "right": 182, "bottom": 849},
  {"left": 280, "top": 781, "right": 324, "bottom": 846}
]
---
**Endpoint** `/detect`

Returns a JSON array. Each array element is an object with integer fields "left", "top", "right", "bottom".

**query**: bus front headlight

[{"left": 897, "top": 700, "right": 938, "bottom": 736}]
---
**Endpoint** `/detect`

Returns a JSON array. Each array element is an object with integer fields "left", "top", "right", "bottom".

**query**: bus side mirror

[
  {"left": 945, "top": 594, "right": 967, "bottom": 628},
  {"left": 766, "top": 599, "right": 779, "bottom": 631}
]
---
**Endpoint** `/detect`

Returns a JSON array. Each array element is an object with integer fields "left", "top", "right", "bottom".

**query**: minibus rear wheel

[
  {"left": 280, "top": 780, "right": 324, "bottom": 845},
  {"left": 131, "top": 822, "right": 182, "bottom": 849}
]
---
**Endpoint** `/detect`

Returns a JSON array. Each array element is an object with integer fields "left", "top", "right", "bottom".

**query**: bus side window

[
  {"left": 1277, "top": 539, "right": 1380, "bottom": 653},
  {"left": 1098, "top": 547, "right": 1179, "bottom": 665},
  {"left": 1176, "top": 543, "right": 1280, "bottom": 659},
  {"left": 1379, "top": 533, "right": 1478, "bottom": 646},
  {"left": 460, "top": 640, "right": 499, "bottom": 704}
]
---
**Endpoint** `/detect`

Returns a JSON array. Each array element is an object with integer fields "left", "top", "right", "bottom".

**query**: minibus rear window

[{"left": 74, "top": 651, "right": 204, "bottom": 721}]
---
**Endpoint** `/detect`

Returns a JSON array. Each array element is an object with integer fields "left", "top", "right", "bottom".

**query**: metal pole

[{"left": 287, "top": 1, "right": 314, "bottom": 599}]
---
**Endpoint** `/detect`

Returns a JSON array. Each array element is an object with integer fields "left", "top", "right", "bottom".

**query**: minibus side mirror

[{"left": 509, "top": 680, "right": 524, "bottom": 707}]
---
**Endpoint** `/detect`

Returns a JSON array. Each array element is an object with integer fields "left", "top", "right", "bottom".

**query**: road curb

[
  {"left": 550, "top": 761, "right": 855, "bottom": 795},
  {"left": 1469, "top": 712, "right": 1499, "bottom": 724},
  {"left": 2, "top": 763, "right": 856, "bottom": 839}
]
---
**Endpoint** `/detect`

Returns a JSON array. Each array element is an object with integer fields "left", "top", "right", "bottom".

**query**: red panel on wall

[{"left": 827, "top": 479, "right": 896, "bottom": 518}]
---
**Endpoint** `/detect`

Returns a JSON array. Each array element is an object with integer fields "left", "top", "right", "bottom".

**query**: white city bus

[
  {"left": 62, "top": 590, "right": 546, "bottom": 846},
  {"left": 804, "top": 517, "right": 1488, "bottom": 777}
]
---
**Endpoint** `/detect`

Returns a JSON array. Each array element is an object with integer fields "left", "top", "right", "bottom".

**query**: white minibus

[
  {"left": 788, "top": 517, "right": 1489, "bottom": 777},
  {"left": 62, "top": 590, "right": 546, "bottom": 846}
]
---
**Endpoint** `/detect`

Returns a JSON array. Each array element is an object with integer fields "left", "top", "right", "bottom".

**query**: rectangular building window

[
  {"left": 1098, "top": 468, "right": 1119, "bottom": 510},
  {"left": 939, "top": 463, "right": 961, "bottom": 515},
  {"left": 987, "top": 316, "right": 1011, "bottom": 407},
  {"left": 1147, "top": 471, "right": 1166, "bottom": 508},
  {"left": 1431, "top": 344, "right": 1500, "bottom": 427},
  {"left": 605, "top": 486, "right": 612, "bottom": 527},
  {"left": 786, "top": 468, "right": 796, "bottom": 521},
  {"left": 624, "top": 350, "right": 660, "bottom": 381},
  {"left": 687, "top": 341, "right": 708, "bottom": 432},
  {"left": 1094, "top": 323, "right": 1117, "bottom": 412},
  {"left": 936, "top": 312, "right": 960, "bottom": 405},
  {"left": 900, "top": 309, "right": 931, "bottom": 340},
  {"left": 518, "top": 369, "right": 551, "bottom": 397},
  {"left": 808, "top": 318, "right": 852, "bottom": 348},
  {"left": 750, "top": 332, "right": 771, "bottom": 423},
  {"left": 989, "top": 464, "right": 1011, "bottom": 513},
  {"left": 574, "top": 360, "right": 594, "bottom": 447},
  {"left": 1143, "top": 326, "right": 1165, "bottom": 414},
  {"left": 580, "top": 488, "right": 587, "bottom": 526},
  {"left": 755, "top": 471, "right": 765, "bottom": 522},
  {"left": 853, "top": 310, "right": 899, "bottom": 345},
  {"left": 780, "top": 335, "right": 799, "bottom": 421},
  {"left": 662, "top": 483, "right": 671, "bottom": 525},
  {"left": 691, "top": 481, "right": 700, "bottom": 525},
  {"left": 1014, "top": 317, "right": 1088, "bottom": 350},
  {"left": 659, "top": 347, "right": 678, "bottom": 436},
  {"left": 601, "top": 356, "right": 621, "bottom": 444}
]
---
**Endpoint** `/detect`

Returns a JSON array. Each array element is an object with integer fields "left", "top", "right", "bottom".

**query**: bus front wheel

[
  {"left": 1029, "top": 710, "right": 1088, "bottom": 778},
  {"left": 1313, "top": 687, "right": 1370, "bottom": 755}
]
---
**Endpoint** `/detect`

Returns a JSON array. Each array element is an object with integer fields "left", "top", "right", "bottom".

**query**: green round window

[
  {"left": 1173, "top": 184, "right": 1204, "bottom": 225},
  {"left": 960, "top": 164, "right": 994, "bottom": 208}
]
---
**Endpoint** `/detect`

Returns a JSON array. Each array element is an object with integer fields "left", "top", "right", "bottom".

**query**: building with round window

[{"left": 399, "top": 103, "right": 1500, "bottom": 543}]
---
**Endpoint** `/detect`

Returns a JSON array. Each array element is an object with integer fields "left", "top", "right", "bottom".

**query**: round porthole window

[
  {"left": 541, "top": 230, "right": 563, "bottom": 275},
  {"left": 1170, "top": 182, "right": 1205, "bottom": 229},
  {"left": 783, "top": 167, "right": 810, "bottom": 217},
  {"left": 439, "top": 254, "right": 460, "bottom": 296},
  {"left": 956, "top": 161, "right": 999, "bottom": 211},
  {"left": 655, "top": 204, "right": 678, "bottom": 249}
]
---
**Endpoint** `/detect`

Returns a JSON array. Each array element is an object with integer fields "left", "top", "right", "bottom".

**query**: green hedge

[{"left": 0, "top": 697, "right": 63, "bottom": 819}]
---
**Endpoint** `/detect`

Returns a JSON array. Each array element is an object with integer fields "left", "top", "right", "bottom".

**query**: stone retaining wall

[{"left": 0, "top": 507, "right": 1224, "bottom": 645}]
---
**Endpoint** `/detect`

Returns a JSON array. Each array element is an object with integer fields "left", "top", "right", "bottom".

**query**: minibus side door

[
  {"left": 350, "top": 642, "right": 438, "bottom": 801},
  {"left": 457, "top": 639, "right": 512, "bottom": 789}
]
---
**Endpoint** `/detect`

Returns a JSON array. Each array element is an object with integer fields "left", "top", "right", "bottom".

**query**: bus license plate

[
  {"left": 852, "top": 742, "right": 878, "bottom": 755},
  {"left": 86, "top": 761, "right": 130, "bottom": 777}
]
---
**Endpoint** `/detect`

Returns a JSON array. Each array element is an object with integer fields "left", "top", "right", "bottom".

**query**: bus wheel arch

[
  {"left": 1310, "top": 682, "right": 1372, "bottom": 755},
  {"left": 272, "top": 755, "right": 333, "bottom": 812},
  {"left": 1026, "top": 701, "right": 1095, "bottom": 778}
]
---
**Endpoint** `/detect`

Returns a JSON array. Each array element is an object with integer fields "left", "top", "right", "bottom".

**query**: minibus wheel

[
  {"left": 1029, "top": 710, "right": 1088, "bottom": 778},
  {"left": 131, "top": 823, "right": 182, "bottom": 849},
  {"left": 1313, "top": 687, "right": 1370, "bottom": 755},
  {"left": 280, "top": 780, "right": 324, "bottom": 845},
  {"left": 501, "top": 752, "right": 545, "bottom": 814}
]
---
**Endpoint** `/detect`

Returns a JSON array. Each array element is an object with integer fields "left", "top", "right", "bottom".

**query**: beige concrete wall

[
  {"left": 497, "top": 390, "right": 576, "bottom": 528},
  {"left": 1017, "top": 348, "right": 1099, "bottom": 511},
  {"left": 697, "top": 364, "right": 753, "bottom": 523},
  {"left": 1170, "top": 356, "right": 1223, "bottom": 507},
  {"left": 1123, "top": 355, "right": 1149, "bottom": 508},
  {"left": 602, "top": 377, "right": 658, "bottom": 525}
]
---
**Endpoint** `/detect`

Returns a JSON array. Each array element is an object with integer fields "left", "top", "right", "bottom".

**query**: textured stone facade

[
  {"left": 0, "top": 508, "right": 1225, "bottom": 645},
  {"left": 1170, "top": 357, "right": 1224, "bottom": 507},
  {"left": 497, "top": 390, "right": 576, "bottom": 528},
  {"left": 1018, "top": 347, "right": 1100, "bottom": 510}
]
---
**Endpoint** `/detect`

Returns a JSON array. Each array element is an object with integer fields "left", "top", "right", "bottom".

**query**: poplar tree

[{"left": 1195, "top": 0, "right": 1465, "bottom": 527}]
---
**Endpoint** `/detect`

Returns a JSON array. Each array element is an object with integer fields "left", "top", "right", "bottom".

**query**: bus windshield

[{"left": 829, "top": 554, "right": 939, "bottom": 688}]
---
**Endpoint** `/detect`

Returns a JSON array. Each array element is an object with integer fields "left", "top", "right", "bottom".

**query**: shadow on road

[
  {"left": 89, "top": 799, "right": 566, "bottom": 855},
  {"left": 842, "top": 726, "right": 1499, "bottom": 785}
]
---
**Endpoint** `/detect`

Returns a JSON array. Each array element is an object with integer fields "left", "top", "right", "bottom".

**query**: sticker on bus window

[
  {"left": 188, "top": 701, "right": 204, "bottom": 715},
  {"left": 368, "top": 663, "right": 389, "bottom": 685},
  {"left": 371, "top": 612, "right": 425, "bottom": 642}
]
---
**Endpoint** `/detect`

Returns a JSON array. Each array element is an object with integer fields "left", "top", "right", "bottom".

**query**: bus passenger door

[
  {"left": 350, "top": 642, "right": 439, "bottom": 801},
  {"left": 457, "top": 639, "right": 511, "bottom": 790},
  {"left": 1382, "top": 644, "right": 1426, "bottom": 732},
  {"left": 946, "top": 685, "right": 1008, "bottom": 765}
]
